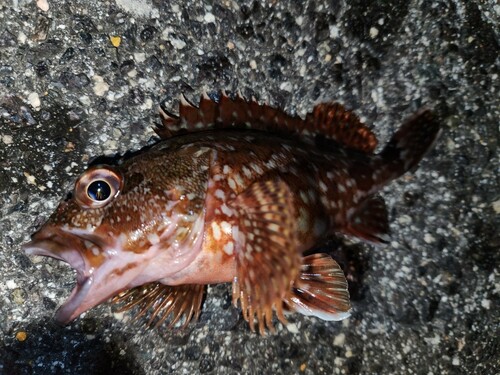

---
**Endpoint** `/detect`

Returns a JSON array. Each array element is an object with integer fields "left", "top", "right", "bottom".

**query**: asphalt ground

[{"left": 0, "top": 1, "right": 498, "bottom": 374}]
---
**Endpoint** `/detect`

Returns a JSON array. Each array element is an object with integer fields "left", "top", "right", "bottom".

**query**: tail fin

[{"left": 379, "top": 109, "right": 441, "bottom": 177}]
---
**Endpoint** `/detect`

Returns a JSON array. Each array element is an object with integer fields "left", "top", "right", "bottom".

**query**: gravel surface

[{"left": 1, "top": 0, "right": 499, "bottom": 374}]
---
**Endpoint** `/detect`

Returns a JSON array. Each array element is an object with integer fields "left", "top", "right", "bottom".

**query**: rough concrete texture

[{"left": 0, "top": 0, "right": 498, "bottom": 374}]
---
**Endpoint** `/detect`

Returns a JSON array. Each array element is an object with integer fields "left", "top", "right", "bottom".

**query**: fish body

[{"left": 24, "top": 94, "right": 440, "bottom": 333}]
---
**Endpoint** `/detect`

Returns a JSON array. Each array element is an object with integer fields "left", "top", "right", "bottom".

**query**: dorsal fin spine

[{"left": 155, "top": 92, "right": 379, "bottom": 154}]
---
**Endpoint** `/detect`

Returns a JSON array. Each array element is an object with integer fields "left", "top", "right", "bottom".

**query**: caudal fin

[
  {"left": 379, "top": 109, "right": 441, "bottom": 178},
  {"left": 284, "top": 253, "right": 351, "bottom": 321}
]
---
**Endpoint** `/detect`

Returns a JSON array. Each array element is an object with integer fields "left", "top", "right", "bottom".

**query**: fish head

[{"left": 23, "top": 148, "right": 209, "bottom": 324}]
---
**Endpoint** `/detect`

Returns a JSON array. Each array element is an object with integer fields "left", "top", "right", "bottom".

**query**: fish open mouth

[{"left": 22, "top": 227, "right": 100, "bottom": 325}]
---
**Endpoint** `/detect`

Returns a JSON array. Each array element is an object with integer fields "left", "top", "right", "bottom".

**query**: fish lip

[
  {"left": 22, "top": 227, "right": 89, "bottom": 272},
  {"left": 54, "top": 275, "right": 93, "bottom": 325},
  {"left": 23, "top": 226, "right": 102, "bottom": 324}
]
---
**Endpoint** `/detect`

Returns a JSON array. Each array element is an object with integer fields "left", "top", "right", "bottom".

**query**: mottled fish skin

[{"left": 23, "top": 93, "right": 441, "bottom": 334}]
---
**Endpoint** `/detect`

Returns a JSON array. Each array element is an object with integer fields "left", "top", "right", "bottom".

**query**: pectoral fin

[
  {"left": 230, "top": 178, "right": 301, "bottom": 334},
  {"left": 113, "top": 283, "right": 205, "bottom": 329},
  {"left": 285, "top": 253, "right": 351, "bottom": 321}
]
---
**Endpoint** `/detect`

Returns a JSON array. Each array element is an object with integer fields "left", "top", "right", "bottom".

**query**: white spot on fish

[
  {"left": 215, "top": 189, "right": 225, "bottom": 200},
  {"left": 268, "top": 223, "right": 279, "bottom": 232},
  {"left": 118, "top": 233, "right": 128, "bottom": 245},
  {"left": 220, "top": 221, "right": 232, "bottom": 235},
  {"left": 319, "top": 180, "right": 328, "bottom": 192},
  {"left": 223, "top": 165, "right": 232, "bottom": 174},
  {"left": 147, "top": 233, "right": 160, "bottom": 244},
  {"left": 228, "top": 178, "right": 237, "bottom": 190},
  {"left": 223, "top": 241, "right": 234, "bottom": 255},
  {"left": 211, "top": 222, "right": 221, "bottom": 241},
  {"left": 221, "top": 203, "right": 233, "bottom": 217},
  {"left": 299, "top": 190, "right": 309, "bottom": 204},
  {"left": 242, "top": 166, "right": 252, "bottom": 178},
  {"left": 234, "top": 173, "right": 245, "bottom": 188},
  {"left": 320, "top": 195, "right": 329, "bottom": 207},
  {"left": 265, "top": 159, "right": 277, "bottom": 169},
  {"left": 250, "top": 163, "right": 263, "bottom": 174}
]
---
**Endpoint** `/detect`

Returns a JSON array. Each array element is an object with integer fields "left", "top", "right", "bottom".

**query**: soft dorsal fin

[
  {"left": 305, "top": 103, "right": 378, "bottom": 153},
  {"left": 155, "top": 92, "right": 378, "bottom": 153}
]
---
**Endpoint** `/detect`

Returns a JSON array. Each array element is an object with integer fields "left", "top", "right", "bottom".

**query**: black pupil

[{"left": 87, "top": 180, "right": 112, "bottom": 201}]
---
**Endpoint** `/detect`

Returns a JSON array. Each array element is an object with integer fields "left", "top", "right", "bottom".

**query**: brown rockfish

[{"left": 23, "top": 93, "right": 440, "bottom": 334}]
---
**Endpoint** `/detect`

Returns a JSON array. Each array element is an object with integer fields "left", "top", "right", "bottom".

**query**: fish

[{"left": 23, "top": 92, "right": 441, "bottom": 334}]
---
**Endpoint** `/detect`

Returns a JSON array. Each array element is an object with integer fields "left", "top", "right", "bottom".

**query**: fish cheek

[
  {"left": 47, "top": 199, "right": 102, "bottom": 229},
  {"left": 100, "top": 195, "right": 172, "bottom": 253},
  {"left": 82, "top": 246, "right": 106, "bottom": 268}
]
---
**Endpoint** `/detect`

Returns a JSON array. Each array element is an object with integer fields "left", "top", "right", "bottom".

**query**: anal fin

[
  {"left": 346, "top": 195, "right": 390, "bottom": 244},
  {"left": 285, "top": 253, "right": 351, "bottom": 321},
  {"left": 230, "top": 178, "right": 301, "bottom": 335},
  {"left": 113, "top": 283, "right": 205, "bottom": 329}
]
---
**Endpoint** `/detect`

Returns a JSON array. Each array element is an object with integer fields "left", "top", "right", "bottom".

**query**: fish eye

[
  {"left": 87, "top": 180, "right": 112, "bottom": 201},
  {"left": 74, "top": 166, "right": 123, "bottom": 209}
]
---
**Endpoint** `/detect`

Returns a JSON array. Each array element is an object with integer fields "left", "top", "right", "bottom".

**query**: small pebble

[
  {"left": 15, "top": 331, "right": 27, "bottom": 342},
  {"left": 334, "top": 333, "right": 345, "bottom": 346},
  {"left": 492, "top": 199, "right": 500, "bottom": 214},
  {"left": 36, "top": 0, "right": 49, "bottom": 11},
  {"left": 93, "top": 75, "right": 109, "bottom": 96},
  {"left": 28, "top": 92, "right": 41, "bottom": 109},
  {"left": 204, "top": 13, "right": 216, "bottom": 23},
  {"left": 110, "top": 36, "right": 121, "bottom": 47},
  {"left": 170, "top": 36, "right": 186, "bottom": 50},
  {"left": 2, "top": 135, "right": 13, "bottom": 145},
  {"left": 134, "top": 52, "right": 146, "bottom": 62}
]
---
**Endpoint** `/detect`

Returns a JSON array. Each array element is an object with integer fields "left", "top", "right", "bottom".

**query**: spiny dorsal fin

[
  {"left": 155, "top": 92, "right": 304, "bottom": 139},
  {"left": 155, "top": 93, "right": 378, "bottom": 154}
]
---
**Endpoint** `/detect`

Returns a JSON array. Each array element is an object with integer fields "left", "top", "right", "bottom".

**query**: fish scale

[{"left": 23, "top": 93, "right": 440, "bottom": 334}]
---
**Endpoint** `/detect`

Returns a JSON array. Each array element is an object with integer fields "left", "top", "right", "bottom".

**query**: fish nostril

[{"left": 64, "top": 191, "right": 73, "bottom": 201}]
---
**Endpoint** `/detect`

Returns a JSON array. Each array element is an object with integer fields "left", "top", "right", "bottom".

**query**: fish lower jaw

[{"left": 54, "top": 275, "right": 93, "bottom": 325}]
